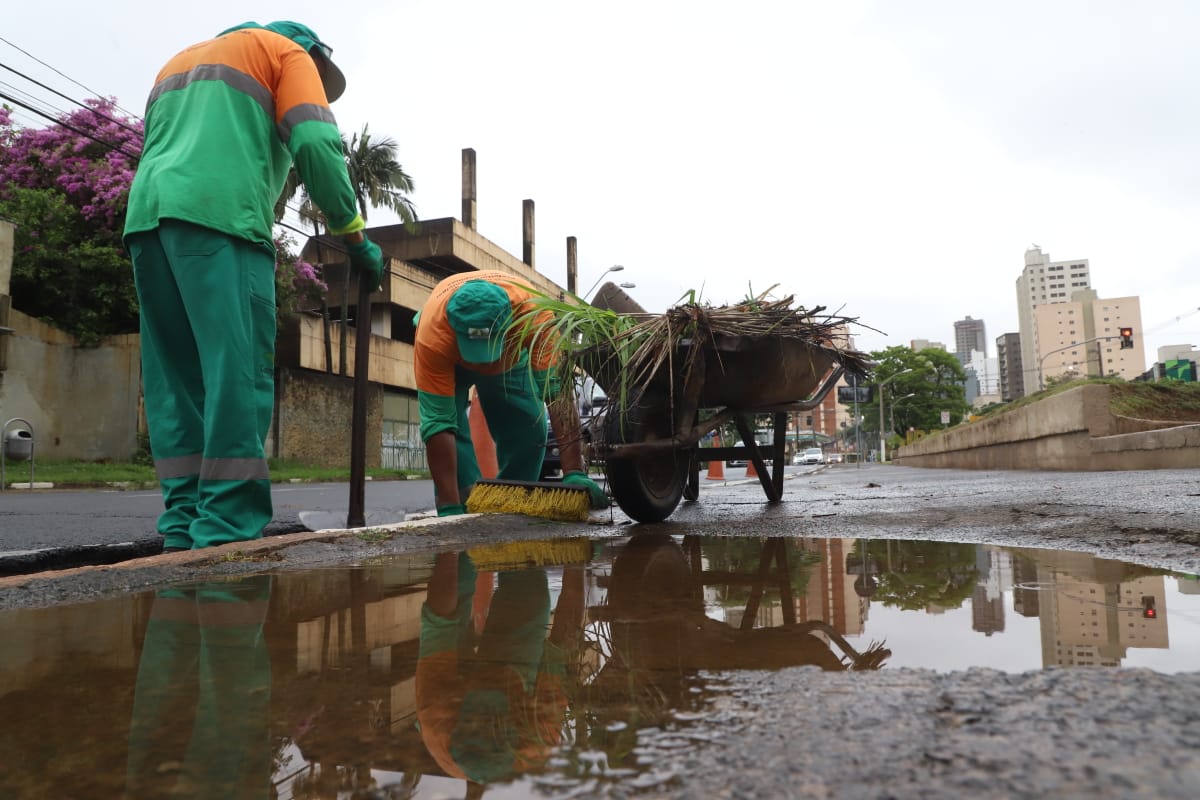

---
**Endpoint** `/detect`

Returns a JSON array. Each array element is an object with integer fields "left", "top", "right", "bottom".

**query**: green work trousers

[
  {"left": 128, "top": 220, "right": 275, "bottom": 549},
  {"left": 452, "top": 362, "right": 547, "bottom": 497}
]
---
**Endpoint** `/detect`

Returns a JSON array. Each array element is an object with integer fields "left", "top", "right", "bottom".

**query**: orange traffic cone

[
  {"left": 707, "top": 459, "right": 725, "bottom": 480},
  {"left": 745, "top": 459, "right": 757, "bottom": 479},
  {"left": 467, "top": 388, "right": 499, "bottom": 480}
]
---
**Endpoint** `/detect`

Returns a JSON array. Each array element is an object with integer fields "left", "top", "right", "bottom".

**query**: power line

[
  {"left": 0, "top": 34, "right": 141, "bottom": 119},
  {"left": 0, "top": 59, "right": 144, "bottom": 137}
]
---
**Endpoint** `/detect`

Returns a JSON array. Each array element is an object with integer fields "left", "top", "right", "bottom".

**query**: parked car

[
  {"left": 726, "top": 440, "right": 773, "bottom": 468},
  {"left": 798, "top": 447, "right": 825, "bottom": 466},
  {"left": 727, "top": 441, "right": 747, "bottom": 468}
]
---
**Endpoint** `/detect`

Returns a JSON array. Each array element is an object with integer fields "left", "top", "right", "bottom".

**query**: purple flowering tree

[
  {"left": 274, "top": 233, "right": 328, "bottom": 326},
  {"left": 0, "top": 99, "right": 143, "bottom": 343}
]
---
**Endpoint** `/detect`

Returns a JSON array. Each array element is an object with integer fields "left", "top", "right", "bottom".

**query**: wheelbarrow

[{"left": 583, "top": 332, "right": 855, "bottom": 523}]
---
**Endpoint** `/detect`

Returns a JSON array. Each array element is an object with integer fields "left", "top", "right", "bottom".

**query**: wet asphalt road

[
  {"left": 3, "top": 464, "right": 1200, "bottom": 798},
  {"left": 0, "top": 477, "right": 437, "bottom": 574}
]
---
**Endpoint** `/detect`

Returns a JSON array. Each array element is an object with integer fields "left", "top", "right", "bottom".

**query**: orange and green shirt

[
  {"left": 414, "top": 270, "right": 559, "bottom": 441},
  {"left": 124, "top": 26, "right": 363, "bottom": 248}
]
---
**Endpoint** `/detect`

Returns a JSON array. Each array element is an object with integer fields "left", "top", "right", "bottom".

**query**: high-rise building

[
  {"left": 996, "top": 332, "right": 1024, "bottom": 402},
  {"left": 954, "top": 316, "right": 987, "bottom": 360},
  {"left": 1034, "top": 290, "right": 1146, "bottom": 387},
  {"left": 1015, "top": 246, "right": 1091, "bottom": 397}
]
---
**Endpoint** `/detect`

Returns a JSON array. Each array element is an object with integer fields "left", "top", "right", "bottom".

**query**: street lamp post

[
  {"left": 890, "top": 392, "right": 916, "bottom": 433},
  {"left": 582, "top": 265, "right": 625, "bottom": 300},
  {"left": 877, "top": 368, "right": 913, "bottom": 463}
]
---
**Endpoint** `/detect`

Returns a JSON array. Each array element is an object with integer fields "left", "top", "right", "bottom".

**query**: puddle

[{"left": 2, "top": 534, "right": 1197, "bottom": 797}]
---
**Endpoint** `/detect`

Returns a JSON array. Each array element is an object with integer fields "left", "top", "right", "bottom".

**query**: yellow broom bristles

[
  {"left": 468, "top": 538, "right": 594, "bottom": 570},
  {"left": 466, "top": 481, "right": 592, "bottom": 522}
]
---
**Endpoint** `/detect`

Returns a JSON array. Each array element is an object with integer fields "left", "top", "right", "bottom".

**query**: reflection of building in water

[
  {"left": 1031, "top": 551, "right": 1169, "bottom": 668},
  {"left": 972, "top": 546, "right": 1012, "bottom": 636},
  {"left": 1011, "top": 555, "right": 1041, "bottom": 618},
  {"left": 798, "top": 537, "right": 866, "bottom": 636},
  {"left": 724, "top": 538, "right": 866, "bottom": 637}
]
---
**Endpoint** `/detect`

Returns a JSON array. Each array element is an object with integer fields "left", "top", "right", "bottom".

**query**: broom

[{"left": 465, "top": 479, "right": 593, "bottom": 522}]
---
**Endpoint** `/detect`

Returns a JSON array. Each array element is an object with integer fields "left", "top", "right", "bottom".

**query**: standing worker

[
  {"left": 124, "top": 21, "right": 386, "bottom": 552},
  {"left": 414, "top": 271, "right": 607, "bottom": 516}
]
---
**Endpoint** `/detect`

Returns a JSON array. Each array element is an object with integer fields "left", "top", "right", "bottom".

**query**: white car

[{"left": 797, "top": 447, "right": 825, "bottom": 466}]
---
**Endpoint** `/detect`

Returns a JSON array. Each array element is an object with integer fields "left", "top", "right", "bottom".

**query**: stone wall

[{"left": 274, "top": 366, "right": 382, "bottom": 468}]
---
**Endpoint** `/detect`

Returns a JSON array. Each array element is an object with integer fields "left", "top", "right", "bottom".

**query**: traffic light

[
  {"left": 1119, "top": 327, "right": 1134, "bottom": 349},
  {"left": 1142, "top": 595, "right": 1157, "bottom": 619}
]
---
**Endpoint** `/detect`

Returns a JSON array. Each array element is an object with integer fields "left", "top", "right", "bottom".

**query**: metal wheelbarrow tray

[{"left": 583, "top": 331, "right": 860, "bottom": 523}]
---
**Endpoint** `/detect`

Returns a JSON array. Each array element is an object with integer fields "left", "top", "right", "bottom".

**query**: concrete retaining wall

[
  {"left": 895, "top": 384, "right": 1200, "bottom": 471},
  {"left": 0, "top": 309, "right": 141, "bottom": 461}
]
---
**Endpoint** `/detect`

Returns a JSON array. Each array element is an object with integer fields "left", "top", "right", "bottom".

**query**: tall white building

[{"left": 1016, "top": 246, "right": 1092, "bottom": 396}]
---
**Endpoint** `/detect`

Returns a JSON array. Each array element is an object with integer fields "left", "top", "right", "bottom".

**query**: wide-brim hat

[{"left": 447, "top": 281, "right": 513, "bottom": 364}]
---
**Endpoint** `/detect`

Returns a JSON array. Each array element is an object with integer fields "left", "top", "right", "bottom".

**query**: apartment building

[
  {"left": 953, "top": 316, "right": 987, "bottom": 360},
  {"left": 1033, "top": 289, "right": 1145, "bottom": 387},
  {"left": 1015, "top": 246, "right": 1091, "bottom": 397},
  {"left": 996, "top": 332, "right": 1024, "bottom": 402}
]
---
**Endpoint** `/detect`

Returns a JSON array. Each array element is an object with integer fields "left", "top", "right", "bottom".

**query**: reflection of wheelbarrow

[
  {"left": 597, "top": 533, "right": 890, "bottom": 676},
  {"left": 585, "top": 333, "right": 853, "bottom": 522}
]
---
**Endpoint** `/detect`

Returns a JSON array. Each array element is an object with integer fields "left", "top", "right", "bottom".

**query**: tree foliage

[
  {"left": 864, "top": 346, "right": 972, "bottom": 436},
  {"left": 0, "top": 99, "right": 141, "bottom": 344},
  {"left": 860, "top": 539, "right": 979, "bottom": 611}
]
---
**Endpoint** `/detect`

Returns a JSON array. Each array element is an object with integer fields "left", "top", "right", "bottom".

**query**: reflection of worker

[
  {"left": 125, "top": 576, "right": 272, "bottom": 799},
  {"left": 124, "top": 21, "right": 386, "bottom": 551},
  {"left": 416, "top": 552, "right": 584, "bottom": 785},
  {"left": 414, "top": 271, "right": 607, "bottom": 515}
]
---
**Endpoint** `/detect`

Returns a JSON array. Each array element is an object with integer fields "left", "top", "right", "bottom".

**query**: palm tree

[
  {"left": 274, "top": 122, "right": 418, "bottom": 374},
  {"left": 274, "top": 122, "right": 417, "bottom": 229},
  {"left": 342, "top": 124, "right": 416, "bottom": 226}
]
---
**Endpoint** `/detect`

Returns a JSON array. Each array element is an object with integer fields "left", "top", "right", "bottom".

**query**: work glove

[
  {"left": 437, "top": 503, "right": 467, "bottom": 517},
  {"left": 563, "top": 471, "right": 609, "bottom": 509},
  {"left": 346, "top": 237, "right": 385, "bottom": 291}
]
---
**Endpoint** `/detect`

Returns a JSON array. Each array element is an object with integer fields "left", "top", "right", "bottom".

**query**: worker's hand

[
  {"left": 437, "top": 503, "right": 467, "bottom": 517},
  {"left": 346, "top": 237, "right": 385, "bottom": 290},
  {"left": 563, "top": 471, "right": 609, "bottom": 509}
]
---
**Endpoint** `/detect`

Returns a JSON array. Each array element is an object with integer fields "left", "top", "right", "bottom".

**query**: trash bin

[{"left": 4, "top": 429, "right": 33, "bottom": 461}]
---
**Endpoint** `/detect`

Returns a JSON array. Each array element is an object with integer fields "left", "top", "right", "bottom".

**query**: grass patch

[
  {"left": 1110, "top": 381, "right": 1200, "bottom": 421},
  {"left": 974, "top": 378, "right": 1200, "bottom": 424},
  {"left": 15, "top": 459, "right": 427, "bottom": 488},
  {"left": 354, "top": 528, "right": 395, "bottom": 544}
]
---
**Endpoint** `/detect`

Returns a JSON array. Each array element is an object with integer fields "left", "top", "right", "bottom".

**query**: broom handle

[{"left": 347, "top": 272, "right": 372, "bottom": 528}]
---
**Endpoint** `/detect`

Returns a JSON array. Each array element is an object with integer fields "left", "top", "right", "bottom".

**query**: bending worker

[
  {"left": 124, "top": 21, "right": 387, "bottom": 551},
  {"left": 414, "top": 271, "right": 607, "bottom": 516}
]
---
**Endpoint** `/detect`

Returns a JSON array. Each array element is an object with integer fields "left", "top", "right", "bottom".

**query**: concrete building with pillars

[{"left": 288, "top": 148, "right": 578, "bottom": 469}]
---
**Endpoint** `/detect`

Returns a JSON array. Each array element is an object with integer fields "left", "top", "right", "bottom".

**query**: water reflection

[
  {"left": 126, "top": 577, "right": 272, "bottom": 799},
  {"left": 416, "top": 551, "right": 582, "bottom": 787},
  {"left": 0, "top": 535, "right": 1196, "bottom": 798}
]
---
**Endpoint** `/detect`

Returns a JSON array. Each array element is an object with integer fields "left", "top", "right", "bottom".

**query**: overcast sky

[{"left": 5, "top": 0, "right": 1200, "bottom": 363}]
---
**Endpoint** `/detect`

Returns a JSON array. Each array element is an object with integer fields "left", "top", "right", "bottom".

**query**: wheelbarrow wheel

[{"left": 604, "top": 391, "right": 688, "bottom": 523}]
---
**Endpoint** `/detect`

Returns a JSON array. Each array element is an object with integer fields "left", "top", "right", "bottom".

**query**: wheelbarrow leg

[
  {"left": 684, "top": 448, "right": 700, "bottom": 501},
  {"left": 771, "top": 412, "right": 787, "bottom": 500},
  {"left": 734, "top": 415, "right": 780, "bottom": 502}
]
